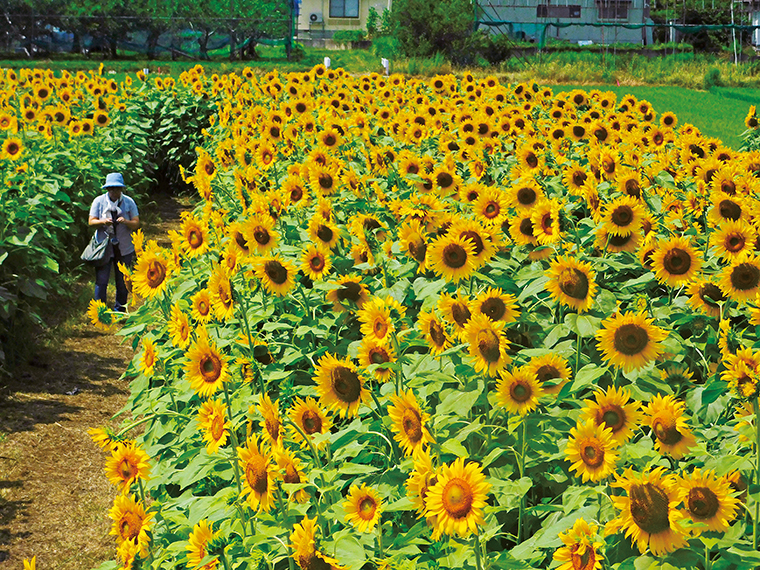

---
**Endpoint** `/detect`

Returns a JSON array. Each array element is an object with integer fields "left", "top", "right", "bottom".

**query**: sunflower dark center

[
  {"left": 460, "top": 231, "right": 484, "bottom": 255},
  {"left": 581, "top": 442, "right": 604, "bottom": 468},
  {"left": 429, "top": 320, "right": 447, "bottom": 347},
  {"left": 727, "top": 234, "right": 745, "bottom": 252},
  {"left": 688, "top": 487, "right": 719, "bottom": 519},
  {"left": 331, "top": 366, "right": 362, "bottom": 403},
  {"left": 481, "top": 297, "right": 506, "bottom": 321},
  {"left": 653, "top": 416, "right": 683, "bottom": 445},
  {"left": 699, "top": 283, "right": 725, "bottom": 307},
  {"left": 200, "top": 354, "right": 221, "bottom": 382},
  {"left": 601, "top": 407, "right": 625, "bottom": 432},
  {"left": 572, "top": 171, "right": 587, "bottom": 187},
  {"left": 442, "top": 243, "right": 468, "bottom": 269},
  {"left": 478, "top": 329, "right": 501, "bottom": 363},
  {"left": 310, "top": 255, "right": 325, "bottom": 272},
  {"left": 559, "top": 268, "right": 590, "bottom": 300},
  {"left": 719, "top": 200, "right": 741, "bottom": 221},
  {"left": 484, "top": 202, "right": 499, "bottom": 218},
  {"left": 570, "top": 543, "right": 595, "bottom": 570},
  {"left": 613, "top": 324, "right": 648, "bottom": 356},
  {"left": 324, "top": 134, "right": 336, "bottom": 146},
  {"left": 612, "top": 205, "right": 634, "bottom": 227},
  {"left": 441, "top": 479, "right": 473, "bottom": 519},
  {"left": 525, "top": 153, "right": 538, "bottom": 168},
  {"left": 370, "top": 347, "right": 389, "bottom": 365},
  {"left": 337, "top": 282, "right": 361, "bottom": 302},
  {"left": 408, "top": 239, "right": 427, "bottom": 263},
  {"left": 245, "top": 455, "right": 268, "bottom": 494},
  {"left": 264, "top": 260, "right": 288, "bottom": 285},
  {"left": 517, "top": 186, "right": 536, "bottom": 205},
  {"left": 402, "top": 409, "right": 423, "bottom": 443},
  {"left": 519, "top": 218, "right": 534, "bottom": 237},
  {"left": 119, "top": 512, "right": 140, "bottom": 541},
  {"left": 510, "top": 381, "right": 531, "bottom": 403},
  {"left": 451, "top": 303, "right": 471, "bottom": 327},
  {"left": 211, "top": 414, "right": 225, "bottom": 440},
  {"left": 535, "top": 365, "right": 560, "bottom": 383},
  {"left": 253, "top": 227, "right": 270, "bottom": 245},
  {"left": 301, "top": 410, "right": 322, "bottom": 434},
  {"left": 318, "top": 174, "right": 333, "bottom": 190},
  {"left": 437, "top": 172, "right": 454, "bottom": 188},
  {"left": 146, "top": 260, "right": 167, "bottom": 288},
  {"left": 316, "top": 224, "right": 334, "bottom": 243},
  {"left": 630, "top": 482, "right": 671, "bottom": 535},
  {"left": 731, "top": 263, "right": 760, "bottom": 291},
  {"left": 662, "top": 248, "right": 691, "bottom": 276}
]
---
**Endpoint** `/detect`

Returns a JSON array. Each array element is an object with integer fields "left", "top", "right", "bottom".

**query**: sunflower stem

[
  {"left": 236, "top": 288, "right": 266, "bottom": 396},
  {"left": 575, "top": 333, "right": 582, "bottom": 377},
  {"left": 472, "top": 533, "right": 484, "bottom": 570},
  {"left": 275, "top": 483, "right": 296, "bottom": 570},
  {"left": 220, "top": 549, "right": 232, "bottom": 570},
  {"left": 377, "top": 519, "right": 384, "bottom": 559},
  {"left": 754, "top": 396, "right": 760, "bottom": 550},
  {"left": 517, "top": 418, "right": 527, "bottom": 544},
  {"left": 222, "top": 380, "right": 249, "bottom": 537},
  {"left": 704, "top": 540, "right": 712, "bottom": 570},
  {"left": 115, "top": 414, "right": 156, "bottom": 438}
]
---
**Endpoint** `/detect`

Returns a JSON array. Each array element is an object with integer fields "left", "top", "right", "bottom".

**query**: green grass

[{"left": 553, "top": 85, "right": 757, "bottom": 149}]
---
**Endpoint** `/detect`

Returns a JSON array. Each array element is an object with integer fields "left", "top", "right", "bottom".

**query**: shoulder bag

[{"left": 81, "top": 233, "right": 110, "bottom": 267}]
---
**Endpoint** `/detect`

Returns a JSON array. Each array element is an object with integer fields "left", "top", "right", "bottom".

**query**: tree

[{"left": 390, "top": 0, "right": 476, "bottom": 60}]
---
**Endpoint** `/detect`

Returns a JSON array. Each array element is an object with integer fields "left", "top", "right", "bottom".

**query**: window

[
  {"left": 330, "top": 0, "right": 360, "bottom": 18},
  {"left": 597, "top": 1, "right": 629, "bottom": 20},
  {"left": 537, "top": 4, "right": 582, "bottom": 17}
]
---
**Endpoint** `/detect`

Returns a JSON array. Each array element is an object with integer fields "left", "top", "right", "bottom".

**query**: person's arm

[
  {"left": 118, "top": 216, "right": 140, "bottom": 231},
  {"left": 89, "top": 215, "right": 112, "bottom": 228}
]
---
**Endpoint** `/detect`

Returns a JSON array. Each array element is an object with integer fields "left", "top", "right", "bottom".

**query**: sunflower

[
  {"left": 185, "top": 328, "right": 230, "bottom": 398},
  {"left": 606, "top": 466, "right": 688, "bottom": 556},
  {"left": 276, "top": 448, "right": 309, "bottom": 503},
  {"left": 581, "top": 386, "right": 642, "bottom": 445},
  {"left": 88, "top": 299, "right": 116, "bottom": 331},
  {"left": 138, "top": 337, "right": 157, "bottom": 377},
  {"left": 644, "top": 394, "right": 698, "bottom": 460},
  {"left": 207, "top": 265, "right": 234, "bottom": 322},
  {"left": 686, "top": 278, "right": 726, "bottom": 318},
  {"left": 308, "top": 215, "right": 341, "bottom": 251},
  {"left": 179, "top": 214, "right": 209, "bottom": 258},
  {"left": 425, "top": 457, "right": 491, "bottom": 539},
  {"left": 186, "top": 519, "right": 219, "bottom": 570},
  {"left": 447, "top": 219, "right": 498, "bottom": 269},
  {"left": 313, "top": 353, "right": 368, "bottom": 418},
  {"left": 109, "top": 494, "right": 153, "bottom": 555},
  {"left": 676, "top": 468, "right": 738, "bottom": 535},
  {"left": 545, "top": 256, "right": 597, "bottom": 313},
  {"left": 300, "top": 243, "right": 332, "bottom": 281},
  {"left": 406, "top": 449, "right": 437, "bottom": 517},
  {"left": 438, "top": 292, "right": 473, "bottom": 340},
  {"left": 417, "top": 309, "right": 452, "bottom": 355},
  {"left": 326, "top": 275, "right": 369, "bottom": 312},
  {"left": 465, "top": 313, "right": 511, "bottom": 377},
  {"left": 553, "top": 518, "right": 603, "bottom": 570},
  {"left": 650, "top": 236, "right": 702, "bottom": 288},
  {"left": 388, "top": 389, "right": 434, "bottom": 457},
  {"left": 242, "top": 214, "right": 279, "bottom": 255},
  {"left": 358, "top": 339, "right": 396, "bottom": 382},
  {"left": 238, "top": 436, "right": 275, "bottom": 513},
  {"left": 428, "top": 234, "right": 477, "bottom": 283},
  {"left": 495, "top": 361, "right": 545, "bottom": 414},
  {"left": 595, "top": 312, "right": 668, "bottom": 372},
  {"left": 602, "top": 195, "right": 645, "bottom": 237},
  {"left": 473, "top": 287, "right": 520, "bottom": 324},
  {"left": 565, "top": 420, "right": 619, "bottom": 483},
  {"left": 131, "top": 247, "right": 171, "bottom": 299},
  {"left": 357, "top": 296, "right": 398, "bottom": 347},
  {"left": 343, "top": 484, "right": 383, "bottom": 533},
  {"left": 506, "top": 178, "right": 544, "bottom": 210},
  {"left": 722, "top": 359, "right": 760, "bottom": 400},
  {"left": 105, "top": 442, "right": 151, "bottom": 493},
  {"left": 258, "top": 393, "right": 283, "bottom": 450},
  {"left": 290, "top": 516, "right": 344, "bottom": 570},
  {"left": 255, "top": 255, "right": 296, "bottom": 297},
  {"left": 531, "top": 199, "right": 563, "bottom": 246},
  {"left": 398, "top": 220, "right": 428, "bottom": 270},
  {"left": 473, "top": 186, "right": 508, "bottom": 226},
  {"left": 508, "top": 212, "right": 538, "bottom": 246},
  {"left": 197, "top": 399, "right": 230, "bottom": 454},
  {"left": 168, "top": 303, "right": 192, "bottom": 348},
  {"left": 22, "top": 557, "right": 36, "bottom": 570},
  {"left": 88, "top": 426, "right": 120, "bottom": 452},
  {"left": 288, "top": 397, "right": 332, "bottom": 449},
  {"left": 524, "top": 353, "right": 571, "bottom": 395},
  {"left": 719, "top": 254, "right": 760, "bottom": 302},
  {"left": 1, "top": 136, "right": 24, "bottom": 160},
  {"left": 191, "top": 288, "right": 214, "bottom": 323}
]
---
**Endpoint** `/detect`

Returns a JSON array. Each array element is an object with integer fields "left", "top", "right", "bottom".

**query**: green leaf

[
  {"left": 435, "top": 383, "right": 482, "bottom": 417},
  {"left": 440, "top": 439, "right": 468, "bottom": 458},
  {"left": 569, "top": 364, "right": 607, "bottom": 393},
  {"left": 490, "top": 477, "right": 532, "bottom": 510},
  {"left": 333, "top": 535, "right": 366, "bottom": 570}
]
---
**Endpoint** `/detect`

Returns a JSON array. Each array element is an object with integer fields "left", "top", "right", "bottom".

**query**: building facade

[
  {"left": 479, "top": 0, "right": 653, "bottom": 44},
  {"left": 296, "top": 0, "right": 390, "bottom": 38}
]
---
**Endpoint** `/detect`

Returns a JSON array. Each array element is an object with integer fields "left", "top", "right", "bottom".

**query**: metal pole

[{"left": 732, "top": 0, "right": 738, "bottom": 65}]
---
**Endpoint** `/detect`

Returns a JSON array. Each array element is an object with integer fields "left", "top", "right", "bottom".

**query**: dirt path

[{"left": 0, "top": 193, "right": 191, "bottom": 569}]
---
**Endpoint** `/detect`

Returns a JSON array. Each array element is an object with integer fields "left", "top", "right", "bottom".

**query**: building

[
  {"left": 479, "top": 0, "right": 653, "bottom": 44},
  {"left": 297, "top": 0, "right": 390, "bottom": 38},
  {"left": 736, "top": 0, "right": 760, "bottom": 45}
]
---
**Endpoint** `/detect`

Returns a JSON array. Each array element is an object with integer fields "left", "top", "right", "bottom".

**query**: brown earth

[{"left": 0, "top": 193, "right": 191, "bottom": 570}]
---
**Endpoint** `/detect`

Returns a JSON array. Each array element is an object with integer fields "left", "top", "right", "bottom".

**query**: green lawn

[{"left": 553, "top": 85, "right": 759, "bottom": 149}]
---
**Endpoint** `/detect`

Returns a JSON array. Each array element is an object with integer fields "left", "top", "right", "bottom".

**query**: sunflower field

[{"left": 21, "top": 63, "right": 760, "bottom": 570}]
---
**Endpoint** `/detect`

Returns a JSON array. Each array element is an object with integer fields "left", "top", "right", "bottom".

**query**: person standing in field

[{"left": 88, "top": 172, "right": 141, "bottom": 312}]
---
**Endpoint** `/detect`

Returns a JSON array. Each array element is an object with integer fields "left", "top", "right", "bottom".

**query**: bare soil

[{"left": 0, "top": 193, "right": 191, "bottom": 570}]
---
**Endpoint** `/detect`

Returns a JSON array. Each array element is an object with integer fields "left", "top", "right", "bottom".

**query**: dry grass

[{"left": 0, "top": 193, "right": 191, "bottom": 569}]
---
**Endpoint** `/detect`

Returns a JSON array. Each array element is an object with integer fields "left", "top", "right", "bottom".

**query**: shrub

[
  {"left": 288, "top": 41, "right": 305, "bottom": 61},
  {"left": 390, "top": 0, "right": 475, "bottom": 59},
  {"left": 332, "top": 30, "right": 366, "bottom": 43},
  {"left": 371, "top": 35, "right": 402, "bottom": 59},
  {"left": 704, "top": 66, "right": 723, "bottom": 89}
]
